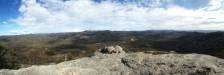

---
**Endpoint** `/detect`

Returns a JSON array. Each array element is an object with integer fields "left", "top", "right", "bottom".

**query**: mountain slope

[
  {"left": 0, "top": 30, "right": 224, "bottom": 68},
  {"left": 0, "top": 30, "right": 189, "bottom": 65},
  {"left": 153, "top": 32, "right": 224, "bottom": 58}
]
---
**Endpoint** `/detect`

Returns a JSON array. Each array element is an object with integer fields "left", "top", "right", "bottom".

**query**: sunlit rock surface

[{"left": 1, "top": 46, "right": 224, "bottom": 75}]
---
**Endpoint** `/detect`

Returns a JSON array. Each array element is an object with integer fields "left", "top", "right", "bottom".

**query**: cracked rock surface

[{"left": 1, "top": 46, "right": 224, "bottom": 75}]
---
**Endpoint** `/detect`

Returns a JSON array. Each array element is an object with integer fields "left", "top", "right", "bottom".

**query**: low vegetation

[
  {"left": 0, "top": 30, "right": 224, "bottom": 69},
  {"left": 0, "top": 45, "right": 20, "bottom": 69}
]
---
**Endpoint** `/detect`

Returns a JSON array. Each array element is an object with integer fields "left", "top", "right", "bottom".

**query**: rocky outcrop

[
  {"left": 0, "top": 46, "right": 224, "bottom": 75},
  {"left": 122, "top": 53, "right": 224, "bottom": 75},
  {"left": 96, "top": 45, "right": 125, "bottom": 54}
]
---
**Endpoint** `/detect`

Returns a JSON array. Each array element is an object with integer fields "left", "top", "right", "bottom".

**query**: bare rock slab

[{"left": 1, "top": 46, "right": 224, "bottom": 75}]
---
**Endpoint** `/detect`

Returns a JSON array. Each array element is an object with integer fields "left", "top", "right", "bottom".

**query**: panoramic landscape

[{"left": 1, "top": 0, "right": 224, "bottom": 75}]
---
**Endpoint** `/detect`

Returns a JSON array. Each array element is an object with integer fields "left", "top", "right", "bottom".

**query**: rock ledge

[{"left": 1, "top": 46, "right": 224, "bottom": 75}]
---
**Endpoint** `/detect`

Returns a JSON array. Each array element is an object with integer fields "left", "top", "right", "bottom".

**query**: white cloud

[
  {"left": 11, "top": 0, "right": 224, "bottom": 34},
  {"left": 206, "top": 0, "right": 223, "bottom": 10}
]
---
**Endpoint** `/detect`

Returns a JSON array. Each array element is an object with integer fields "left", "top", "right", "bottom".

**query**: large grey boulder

[
  {"left": 95, "top": 45, "right": 125, "bottom": 55},
  {"left": 0, "top": 46, "right": 224, "bottom": 75}
]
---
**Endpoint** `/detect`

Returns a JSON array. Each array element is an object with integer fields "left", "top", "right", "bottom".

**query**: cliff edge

[{"left": 0, "top": 46, "right": 224, "bottom": 75}]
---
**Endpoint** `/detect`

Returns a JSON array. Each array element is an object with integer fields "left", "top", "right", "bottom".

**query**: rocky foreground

[{"left": 1, "top": 46, "right": 224, "bottom": 75}]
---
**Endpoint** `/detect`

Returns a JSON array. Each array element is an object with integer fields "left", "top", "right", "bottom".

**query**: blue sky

[
  {"left": 0, "top": 0, "right": 21, "bottom": 35},
  {"left": 1, "top": 0, "right": 224, "bottom": 35},
  {"left": 0, "top": 0, "right": 20, "bottom": 21}
]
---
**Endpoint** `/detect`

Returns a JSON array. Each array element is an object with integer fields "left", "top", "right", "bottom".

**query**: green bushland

[
  {"left": 0, "top": 45, "right": 20, "bottom": 69},
  {"left": 1, "top": 31, "right": 224, "bottom": 69}
]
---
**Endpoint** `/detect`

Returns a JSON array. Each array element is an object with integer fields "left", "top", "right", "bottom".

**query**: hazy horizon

[
  {"left": 1, "top": 29, "right": 224, "bottom": 36},
  {"left": 1, "top": 0, "right": 224, "bottom": 35}
]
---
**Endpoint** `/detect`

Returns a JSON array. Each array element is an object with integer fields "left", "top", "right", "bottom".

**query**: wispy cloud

[{"left": 10, "top": 0, "right": 224, "bottom": 34}]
